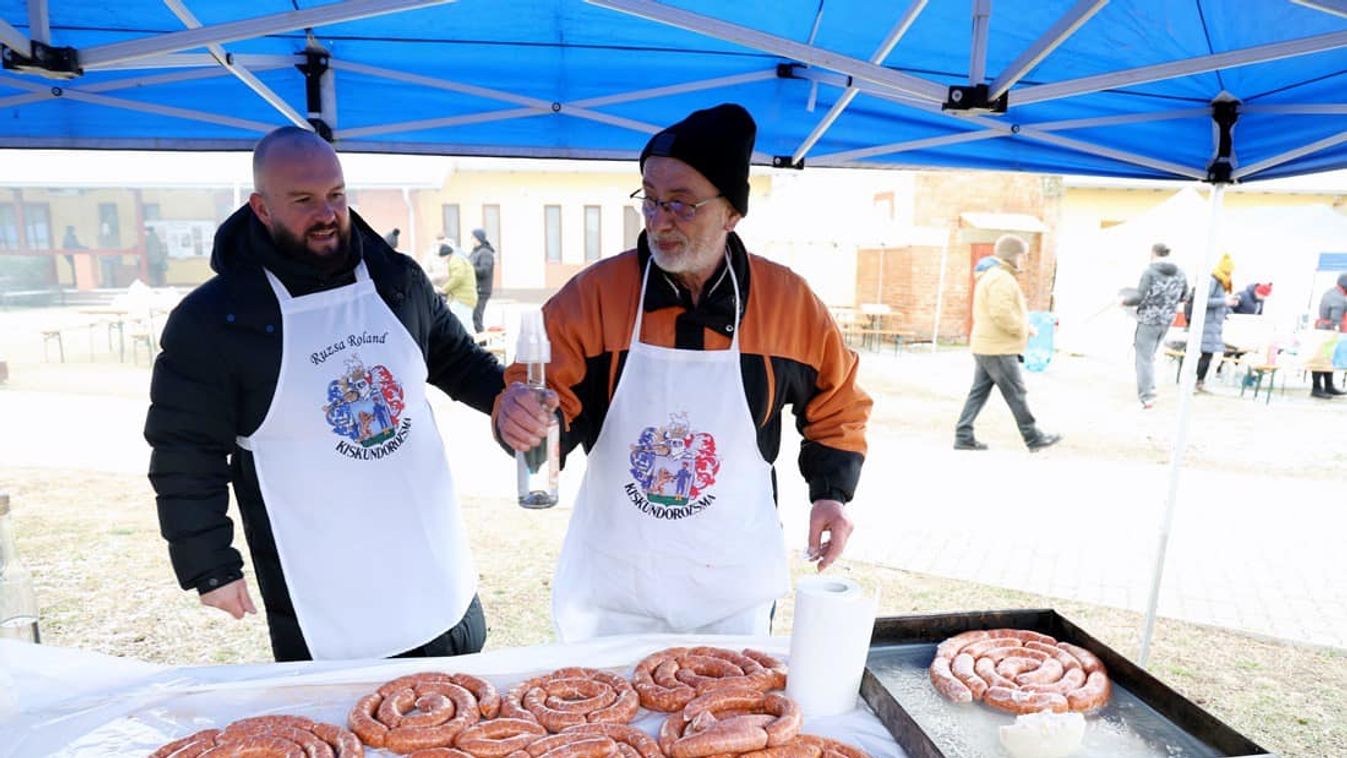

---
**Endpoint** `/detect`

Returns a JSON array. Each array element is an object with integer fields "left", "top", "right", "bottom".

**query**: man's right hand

[
  {"left": 200, "top": 578, "right": 258, "bottom": 620},
  {"left": 496, "top": 381, "right": 560, "bottom": 452}
]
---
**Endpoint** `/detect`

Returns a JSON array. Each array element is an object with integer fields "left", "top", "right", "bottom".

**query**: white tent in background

[{"left": 1055, "top": 188, "right": 1347, "bottom": 360}]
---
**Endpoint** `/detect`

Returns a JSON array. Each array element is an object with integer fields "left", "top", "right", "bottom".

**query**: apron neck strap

[
  {"left": 263, "top": 259, "right": 370, "bottom": 303},
  {"left": 631, "top": 248, "right": 741, "bottom": 350}
]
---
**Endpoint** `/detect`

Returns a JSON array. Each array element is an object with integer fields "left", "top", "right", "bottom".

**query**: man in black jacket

[
  {"left": 145, "top": 127, "right": 504, "bottom": 661},
  {"left": 468, "top": 229, "right": 495, "bottom": 333}
]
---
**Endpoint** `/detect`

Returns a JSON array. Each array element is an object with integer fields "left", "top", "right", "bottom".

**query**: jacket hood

[
  {"left": 1150, "top": 260, "right": 1180, "bottom": 276},
  {"left": 209, "top": 205, "right": 382, "bottom": 290}
]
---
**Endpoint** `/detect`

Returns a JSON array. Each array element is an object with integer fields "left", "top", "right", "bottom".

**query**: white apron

[
  {"left": 238, "top": 261, "right": 476, "bottom": 659},
  {"left": 552, "top": 256, "right": 790, "bottom": 641}
]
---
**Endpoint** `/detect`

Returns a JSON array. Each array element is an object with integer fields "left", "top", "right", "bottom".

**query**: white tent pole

[
  {"left": 818, "top": 128, "right": 1002, "bottom": 162},
  {"left": 1293, "top": 0, "right": 1347, "bottom": 19},
  {"left": 791, "top": 0, "right": 927, "bottom": 165},
  {"left": 1234, "top": 130, "right": 1347, "bottom": 179},
  {"left": 1015, "top": 30, "right": 1347, "bottom": 106},
  {"left": 86, "top": 53, "right": 297, "bottom": 71},
  {"left": 162, "top": 0, "right": 309, "bottom": 129},
  {"left": 80, "top": 0, "right": 453, "bottom": 68},
  {"left": 0, "top": 18, "right": 30, "bottom": 52},
  {"left": 0, "top": 73, "right": 274, "bottom": 131},
  {"left": 1138, "top": 182, "right": 1227, "bottom": 666},
  {"left": 969, "top": 0, "right": 992, "bottom": 84},
  {"left": 988, "top": 0, "right": 1108, "bottom": 100},
  {"left": 931, "top": 230, "right": 951, "bottom": 352},
  {"left": 587, "top": 0, "right": 949, "bottom": 102},
  {"left": 1241, "top": 103, "right": 1347, "bottom": 114},
  {"left": 28, "top": 0, "right": 50, "bottom": 44},
  {"left": 572, "top": 71, "right": 776, "bottom": 108},
  {"left": 0, "top": 65, "right": 262, "bottom": 109}
]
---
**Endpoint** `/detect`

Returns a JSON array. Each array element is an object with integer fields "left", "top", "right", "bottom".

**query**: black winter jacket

[{"left": 144, "top": 207, "right": 503, "bottom": 604}]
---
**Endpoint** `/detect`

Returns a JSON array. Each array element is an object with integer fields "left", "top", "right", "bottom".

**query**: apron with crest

[
  {"left": 238, "top": 261, "right": 476, "bottom": 659},
  {"left": 552, "top": 256, "right": 789, "bottom": 641}
]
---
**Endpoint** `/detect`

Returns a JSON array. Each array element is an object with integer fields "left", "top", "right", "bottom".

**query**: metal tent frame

[{"left": 5, "top": 0, "right": 1347, "bottom": 664}]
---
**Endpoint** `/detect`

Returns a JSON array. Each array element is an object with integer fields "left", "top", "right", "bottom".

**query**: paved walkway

[{"left": 3, "top": 357, "right": 1343, "bottom": 651}]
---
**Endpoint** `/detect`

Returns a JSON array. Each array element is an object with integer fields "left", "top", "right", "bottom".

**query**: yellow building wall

[
  {"left": 408, "top": 169, "right": 772, "bottom": 291},
  {"left": 1062, "top": 186, "right": 1347, "bottom": 232}
]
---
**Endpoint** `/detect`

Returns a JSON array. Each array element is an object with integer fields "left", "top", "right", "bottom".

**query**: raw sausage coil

[
  {"left": 501, "top": 667, "right": 640, "bottom": 732},
  {"left": 632, "top": 648, "right": 788, "bottom": 713},
  {"left": 739, "top": 734, "right": 871, "bottom": 758},
  {"left": 658, "top": 687, "right": 802, "bottom": 758},
  {"left": 455, "top": 717, "right": 550, "bottom": 757},
  {"left": 349, "top": 671, "right": 500, "bottom": 752},
  {"left": 150, "top": 716, "right": 362, "bottom": 758},
  {"left": 927, "top": 629, "right": 1112, "bottom": 715}
]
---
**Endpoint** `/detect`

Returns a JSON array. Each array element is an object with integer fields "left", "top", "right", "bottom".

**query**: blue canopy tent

[{"left": 4, "top": 0, "right": 1346, "bottom": 661}]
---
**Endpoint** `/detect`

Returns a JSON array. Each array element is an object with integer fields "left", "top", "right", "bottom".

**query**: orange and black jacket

[{"left": 502, "top": 232, "right": 870, "bottom": 503}]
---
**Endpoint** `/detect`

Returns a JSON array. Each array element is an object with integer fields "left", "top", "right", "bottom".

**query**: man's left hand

[{"left": 806, "top": 499, "right": 853, "bottom": 571}]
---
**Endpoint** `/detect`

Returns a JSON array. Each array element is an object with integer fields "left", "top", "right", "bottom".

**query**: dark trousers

[
  {"left": 955, "top": 354, "right": 1041, "bottom": 444},
  {"left": 1312, "top": 371, "right": 1337, "bottom": 391},
  {"left": 269, "top": 594, "right": 486, "bottom": 662},
  {"left": 472, "top": 292, "right": 490, "bottom": 333},
  {"left": 1196, "top": 352, "right": 1214, "bottom": 381}
]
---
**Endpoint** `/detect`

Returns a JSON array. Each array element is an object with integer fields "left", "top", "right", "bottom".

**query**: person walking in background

[
  {"left": 1195, "top": 253, "right": 1241, "bottom": 393},
  {"left": 145, "top": 226, "right": 168, "bottom": 287},
  {"left": 440, "top": 241, "right": 478, "bottom": 333},
  {"left": 1232, "top": 281, "right": 1272, "bottom": 315},
  {"left": 468, "top": 229, "right": 495, "bottom": 333},
  {"left": 1310, "top": 273, "right": 1347, "bottom": 398},
  {"left": 954, "top": 234, "right": 1061, "bottom": 452},
  {"left": 1122, "top": 242, "right": 1187, "bottom": 409}
]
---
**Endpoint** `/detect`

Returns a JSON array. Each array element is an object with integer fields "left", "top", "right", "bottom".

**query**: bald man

[{"left": 145, "top": 127, "right": 504, "bottom": 662}]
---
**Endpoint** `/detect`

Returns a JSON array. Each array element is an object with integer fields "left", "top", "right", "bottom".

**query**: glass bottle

[
  {"left": 0, "top": 493, "right": 41, "bottom": 643},
  {"left": 515, "top": 310, "right": 559, "bottom": 509}
]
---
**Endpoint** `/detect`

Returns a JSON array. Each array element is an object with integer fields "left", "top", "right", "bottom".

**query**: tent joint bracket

[
  {"left": 772, "top": 155, "right": 805, "bottom": 170},
  {"left": 2, "top": 40, "right": 82, "bottom": 80},
  {"left": 943, "top": 83, "right": 1007, "bottom": 114}
]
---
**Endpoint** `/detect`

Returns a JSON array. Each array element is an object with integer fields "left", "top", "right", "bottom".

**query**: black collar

[{"left": 636, "top": 231, "right": 751, "bottom": 348}]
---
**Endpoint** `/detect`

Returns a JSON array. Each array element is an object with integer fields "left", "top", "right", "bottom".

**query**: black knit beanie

[{"left": 639, "top": 103, "right": 756, "bottom": 217}]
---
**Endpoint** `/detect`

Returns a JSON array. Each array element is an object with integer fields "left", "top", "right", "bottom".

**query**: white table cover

[{"left": 0, "top": 635, "right": 905, "bottom": 758}]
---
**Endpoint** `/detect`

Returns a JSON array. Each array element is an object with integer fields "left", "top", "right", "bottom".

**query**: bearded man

[
  {"left": 145, "top": 127, "right": 503, "bottom": 661},
  {"left": 493, "top": 104, "right": 871, "bottom": 641}
]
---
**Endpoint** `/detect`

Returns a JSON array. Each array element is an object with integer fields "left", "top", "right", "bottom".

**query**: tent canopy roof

[{"left": 3, "top": 1, "right": 1347, "bottom": 183}]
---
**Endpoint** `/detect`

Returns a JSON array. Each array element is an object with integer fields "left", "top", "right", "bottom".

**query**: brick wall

[{"left": 855, "top": 171, "right": 1061, "bottom": 342}]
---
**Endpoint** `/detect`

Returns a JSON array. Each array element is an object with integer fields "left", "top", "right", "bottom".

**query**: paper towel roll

[{"left": 785, "top": 576, "right": 878, "bottom": 718}]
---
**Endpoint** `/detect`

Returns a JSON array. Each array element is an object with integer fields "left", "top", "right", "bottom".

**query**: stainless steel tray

[{"left": 859, "top": 609, "right": 1272, "bottom": 758}]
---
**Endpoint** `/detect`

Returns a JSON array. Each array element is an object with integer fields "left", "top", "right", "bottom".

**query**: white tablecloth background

[{"left": 0, "top": 634, "right": 905, "bottom": 758}]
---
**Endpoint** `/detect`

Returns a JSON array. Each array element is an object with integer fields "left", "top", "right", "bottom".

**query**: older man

[
  {"left": 145, "top": 127, "right": 502, "bottom": 661},
  {"left": 954, "top": 234, "right": 1061, "bottom": 452},
  {"left": 494, "top": 103, "right": 871, "bottom": 641}
]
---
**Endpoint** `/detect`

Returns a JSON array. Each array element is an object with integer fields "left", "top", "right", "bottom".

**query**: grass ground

[{"left": 6, "top": 465, "right": 1344, "bottom": 757}]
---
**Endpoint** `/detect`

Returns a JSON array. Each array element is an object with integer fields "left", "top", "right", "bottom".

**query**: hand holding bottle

[{"left": 496, "top": 381, "right": 559, "bottom": 452}]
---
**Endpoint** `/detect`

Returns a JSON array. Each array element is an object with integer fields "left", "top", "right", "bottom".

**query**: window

[
  {"left": 143, "top": 203, "right": 161, "bottom": 221},
  {"left": 24, "top": 204, "right": 51, "bottom": 250},
  {"left": 441, "top": 204, "right": 460, "bottom": 246},
  {"left": 0, "top": 205, "right": 17, "bottom": 250},
  {"left": 98, "top": 203, "right": 120, "bottom": 248},
  {"left": 623, "top": 206, "right": 641, "bottom": 250},
  {"left": 584, "top": 205, "right": 601, "bottom": 262},
  {"left": 544, "top": 205, "right": 562, "bottom": 263},
  {"left": 482, "top": 204, "right": 500, "bottom": 252}
]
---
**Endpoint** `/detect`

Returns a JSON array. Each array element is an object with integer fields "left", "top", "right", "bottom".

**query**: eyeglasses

[{"left": 630, "top": 189, "right": 723, "bottom": 222}]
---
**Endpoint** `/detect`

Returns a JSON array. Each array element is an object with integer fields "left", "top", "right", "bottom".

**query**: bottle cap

[{"left": 515, "top": 308, "right": 551, "bottom": 364}]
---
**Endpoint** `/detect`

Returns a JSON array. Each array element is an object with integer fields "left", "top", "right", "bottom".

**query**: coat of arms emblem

[
  {"left": 323, "top": 354, "right": 406, "bottom": 447},
  {"left": 629, "top": 411, "right": 720, "bottom": 506}
]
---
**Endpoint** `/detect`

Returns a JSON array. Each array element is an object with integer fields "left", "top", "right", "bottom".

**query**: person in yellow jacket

[
  {"left": 954, "top": 234, "right": 1061, "bottom": 452},
  {"left": 440, "top": 242, "right": 478, "bottom": 333}
]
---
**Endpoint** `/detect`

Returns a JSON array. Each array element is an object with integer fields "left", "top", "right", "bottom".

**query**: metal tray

[{"left": 859, "top": 609, "right": 1272, "bottom": 758}]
